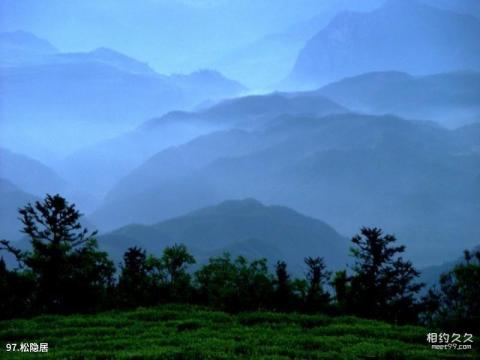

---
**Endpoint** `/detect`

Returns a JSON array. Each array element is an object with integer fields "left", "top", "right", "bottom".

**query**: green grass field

[{"left": 0, "top": 305, "right": 476, "bottom": 359}]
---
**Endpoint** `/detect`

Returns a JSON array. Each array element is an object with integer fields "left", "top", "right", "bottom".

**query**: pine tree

[
  {"left": 0, "top": 194, "right": 114, "bottom": 314},
  {"left": 304, "top": 257, "right": 330, "bottom": 312},
  {"left": 348, "top": 227, "right": 423, "bottom": 323},
  {"left": 274, "top": 261, "right": 294, "bottom": 311},
  {"left": 117, "top": 247, "right": 152, "bottom": 307}
]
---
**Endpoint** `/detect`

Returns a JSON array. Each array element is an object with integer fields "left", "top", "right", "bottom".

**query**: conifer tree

[
  {"left": 348, "top": 227, "right": 423, "bottom": 323},
  {"left": 0, "top": 194, "right": 114, "bottom": 314}
]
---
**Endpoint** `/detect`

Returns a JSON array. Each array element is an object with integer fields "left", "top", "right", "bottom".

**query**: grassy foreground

[{"left": 0, "top": 305, "right": 475, "bottom": 359}]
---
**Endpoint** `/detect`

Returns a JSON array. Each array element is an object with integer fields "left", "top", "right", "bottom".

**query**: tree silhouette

[
  {"left": 304, "top": 257, "right": 330, "bottom": 312},
  {"left": 430, "top": 249, "right": 480, "bottom": 331},
  {"left": 161, "top": 244, "right": 195, "bottom": 302},
  {"left": 348, "top": 227, "right": 423, "bottom": 323},
  {"left": 118, "top": 247, "right": 152, "bottom": 307},
  {"left": 332, "top": 270, "right": 348, "bottom": 312},
  {"left": 0, "top": 194, "right": 114, "bottom": 313},
  {"left": 274, "top": 261, "right": 294, "bottom": 312}
]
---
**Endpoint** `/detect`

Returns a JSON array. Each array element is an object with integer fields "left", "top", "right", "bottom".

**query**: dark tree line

[{"left": 1, "top": 195, "right": 478, "bottom": 331}]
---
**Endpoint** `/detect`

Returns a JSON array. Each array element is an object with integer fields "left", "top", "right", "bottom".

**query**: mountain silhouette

[
  {"left": 0, "top": 148, "right": 66, "bottom": 197},
  {"left": 98, "top": 199, "right": 349, "bottom": 273},
  {"left": 60, "top": 92, "right": 346, "bottom": 197},
  {"left": 0, "top": 31, "right": 58, "bottom": 66},
  {"left": 0, "top": 178, "right": 39, "bottom": 240},
  {"left": 318, "top": 71, "right": 480, "bottom": 127},
  {"left": 0, "top": 31, "right": 245, "bottom": 157},
  {"left": 288, "top": 0, "right": 480, "bottom": 88}
]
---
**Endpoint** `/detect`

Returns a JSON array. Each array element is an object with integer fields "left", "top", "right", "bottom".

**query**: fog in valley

[{"left": 1, "top": 0, "right": 480, "bottom": 278}]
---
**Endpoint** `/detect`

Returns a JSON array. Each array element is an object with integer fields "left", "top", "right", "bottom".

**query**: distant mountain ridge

[
  {"left": 0, "top": 31, "right": 58, "bottom": 65},
  {"left": 51, "top": 47, "right": 156, "bottom": 75},
  {"left": 213, "top": 0, "right": 387, "bottom": 89},
  {"left": 0, "top": 147, "right": 102, "bottom": 213},
  {"left": 317, "top": 70, "right": 480, "bottom": 127},
  {"left": 0, "top": 148, "right": 66, "bottom": 197},
  {"left": 0, "top": 31, "right": 246, "bottom": 159},
  {"left": 98, "top": 199, "right": 349, "bottom": 273},
  {"left": 142, "top": 91, "right": 347, "bottom": 130},
  {"left": 419, "top": 245, "right": 480, "bottom": 290},
  {"left": 60, "top": 91, "right": 346, "bottom": 197},
  {"left": 288, "top": 0, "right": 480, "bottom": 88},
  {"left": 0, "top": 178, "right": 39, "bottom": 240}
]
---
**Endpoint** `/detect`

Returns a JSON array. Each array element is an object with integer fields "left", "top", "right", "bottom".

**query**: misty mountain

[
  {"left": 0, "top": 32, "right": 245, "bottom": 158},
  {"left": 419, "top": 245, "right": 480, "bottom": 291},
  {"left": 0, "top": 0, "right": 387, "bottom": 76},
  {"left": 420, "top": 0, "right": 480, "bottom": 18},
  {"left": 92, "top": 113, "right": 480, "bottom": 266},
  {"left": 0, "top": 30, "right": 58, "bottom": 66},
  {"left": 215, "top": 22, "right": 324, "bottom": 89},
  {"left": 288, "top": 0, "right": 480, "bottom": 88},
  {"left": 0, "top": 148, "right": 66, "bottom": 197},
  {"left": 453, "top": 122, "right": 480, "bottom": 150},
  {"left": 317, "top": 71, "right": 480, "bottom": 127},
  {"left": 167, "top": 70, "right": 246, "bottom": 100},
  {"left": 214, "top": 1, "right": 388, "bottom": 89},
  {"left": 59, "top": 92, "right": 346, "bottom": 197},
  {"left": 0, "top": 179, "right": 39, "bottom": 240},
  {"left": 142, "top": 91, "right": 347, "bottom": 130},
  {"left": 98, "top": 199, "right": 349, "bottom": 273},
  {"left": 50, "top": 47, "right": 156, "bottom": 75},
  {"left": 0, "top": 148, "right": 100, "bottom": 213}
]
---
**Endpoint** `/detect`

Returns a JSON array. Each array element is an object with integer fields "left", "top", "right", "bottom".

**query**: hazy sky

[{"left": 0, "top": 0, "right": 383, "bottom": 74}]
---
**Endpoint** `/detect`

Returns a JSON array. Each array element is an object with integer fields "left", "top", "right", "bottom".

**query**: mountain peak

[
  {"left": 217, "top": 198, "right": 264, "bottom": 209},
  {"left": 91, "top": 46, "right": 119, "bottom": 54},
  {"left": 98, "top": 198, "right": 348, "bottom": 273},
  {"left": 87, "top": 47, "right": 155, "bottom": 75},
  {"left": 187, "top": 198, "right": 266, "bottom": 218},
  {"left": 288, "top": 0, "right": 480, "bottom": 88}
]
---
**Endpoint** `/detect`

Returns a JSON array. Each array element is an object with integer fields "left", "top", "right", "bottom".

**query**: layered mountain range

[
  {"left": 0, "top": 31, "right": 245, "bottom": 158},
  {"left": 59, "top": 92, "right": 347, "bottom": 196},
  {"left": 1, "top": 0, "right": 479, "bottom": 273},
  {"left": 91, "top": 112, "right": 480, "bottom": 266}
]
